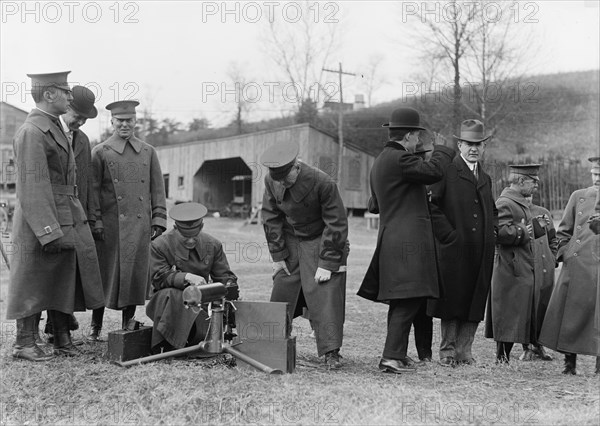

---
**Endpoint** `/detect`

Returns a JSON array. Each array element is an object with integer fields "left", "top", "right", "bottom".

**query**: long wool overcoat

[
  {"left": 6, "top": 109, "right": 104, "bottom": 319},
  {"left": 91, "top": 134, "right": 167, "bottom": 309},
  {"left": 538, "top": 187, "right": 600, "bottom": 356},
  {"left": 485, "top": 187, "right": 536, "bottom": 344},
  {"left": 427, "top": 155, "right": 498, "bottom": 322},
  {"left": 357, "top": 143, "right": 454, "bottom": 301}
]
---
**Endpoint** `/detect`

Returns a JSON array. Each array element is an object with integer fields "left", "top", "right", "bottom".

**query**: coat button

[
  {"left": 120, "top": 214, "right": 125, "bottom": 218},
  {"left": 114, "top": 178, "right": 119, "bottom": 183},
  {"left": 543, "top": 269, "right": 547, "bottom": 273},
  {"left": 137, "top": 214, "right": 142, "bottom": 218},
  {"left": 473, "top": 214, "right": 478, "bottom": 218},
  {"left": 542, "top": 254, "right": 545, "bottom": 258},
  {"left": 141, "top": 179, "right": 145, "bottom": 183},
  {"left": 474, "top": 200, "right": 479, "bottom": 204},
  {"left": 472, "top": 228, "right": 476, "bottom": 231},
  {"left": 139, "top": 196, "right": 143, "bottom": 201},
  {"left": 580, "top": 198, "right": 585, "bottom": 202},
  {"left": 573, "top": 253, "right": 578, "bottom": 256},
  {"left": 577, "top": 225, "right": 582, "bottom": 230},
  {"left": 117, "top": 196, "right": 123, "bottom": 201},
  {"left": 576, "top": 239, "right": 580, "bottom": 243},
  {"left": 578, "top": 211, "right": 582, "bottom": 215}
]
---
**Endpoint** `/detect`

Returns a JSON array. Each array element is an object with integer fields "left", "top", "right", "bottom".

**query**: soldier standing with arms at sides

[
  {"left": 88, "top": 100, "right": 167, "bottom": 340},
  {"left": 7, "top": 72, "right": 104, "bottom": 360}
]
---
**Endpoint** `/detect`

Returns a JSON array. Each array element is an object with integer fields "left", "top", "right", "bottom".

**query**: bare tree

[
  {"left": 227, "top": 61, "right": 254, "bottom": 135},
  {"left": 360, "top": 54, "right": 388, "bottom": 107},
  {"left": 262, "top": 1, "right": 341, "bottom": 112}
]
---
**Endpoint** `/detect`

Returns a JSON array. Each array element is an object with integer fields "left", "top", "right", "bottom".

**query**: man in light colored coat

[
  {"left": 88, "top": 100, "right": 167, "bottom": 340},
  {"left": 538, "top": 157, "right": 600, "bottom": 374},
  {"left": 7, "top": 72, "right": 104, "bottom": 361}
]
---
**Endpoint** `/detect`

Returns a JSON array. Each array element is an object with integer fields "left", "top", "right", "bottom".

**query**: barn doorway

[{"left": 193, "top": 157, "right": 252, "bottom": 214}]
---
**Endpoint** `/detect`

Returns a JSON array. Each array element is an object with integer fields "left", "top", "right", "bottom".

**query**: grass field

[{"left": 0, "top": 217, "right": 598, "bottom": 425}]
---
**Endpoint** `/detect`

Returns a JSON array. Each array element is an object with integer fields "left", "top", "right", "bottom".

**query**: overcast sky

[{"left": 1, "top": 1, "right": 599, "bottom": 141}]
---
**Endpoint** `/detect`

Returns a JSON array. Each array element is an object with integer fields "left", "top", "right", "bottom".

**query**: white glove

[
  {"left": 314, "top": 267, "right": 331, "bottom": 284},
  {"left": 272, "top": 260, "right": 290, "bottom": 277},
  {"left": 185, "top": 273, "right": 207, "bottom": 286}
]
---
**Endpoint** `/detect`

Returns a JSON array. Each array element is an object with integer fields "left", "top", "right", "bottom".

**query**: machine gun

[{"left": 115, "top": 282, "right": 283, "bottom": 375}]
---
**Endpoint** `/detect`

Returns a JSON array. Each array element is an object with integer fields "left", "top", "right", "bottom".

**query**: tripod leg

[{"left": 224, "top": 346, "right": 283, "bottom": 375}]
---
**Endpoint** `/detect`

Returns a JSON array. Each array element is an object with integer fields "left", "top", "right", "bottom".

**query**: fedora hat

[
  {"left": 454, "top": 119, "right": 490, "bottom": 143},
  {"left": 382, "top": 107, "right": 426, "bottom": 130},
  {"left": 70, "top": 86, "right": 98, "bottom": 119}
]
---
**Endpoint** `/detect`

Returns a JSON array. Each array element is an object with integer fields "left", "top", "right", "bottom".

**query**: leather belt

[{"left": 52, "top": 184, "right": 78, "bottom": 198}]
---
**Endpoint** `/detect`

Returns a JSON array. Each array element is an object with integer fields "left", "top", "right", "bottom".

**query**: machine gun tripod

[{"left": 116, "top": 283, "right": 283, "bottom": 375}]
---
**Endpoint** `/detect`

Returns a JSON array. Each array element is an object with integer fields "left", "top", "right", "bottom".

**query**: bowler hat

[
  {"left": 27, "top": 71, "right": 71, "bottom": 91},
  {"left": 261, "top": 140, "right": 299, "bottom": 180},
  {"left": 382, "top": 107, "right": 426, "bottom": 130},
  {"left": 454, "top": 119, "right": 490, "bottom": 143},
  {"left": 70, "top": 86, "right": 98, "bottom": 119},
  {"left": 106, "top": 100, "right": 139, "bottom": 119}
]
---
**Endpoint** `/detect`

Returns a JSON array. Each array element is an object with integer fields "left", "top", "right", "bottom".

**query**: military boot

[
  {"left": 50, "top": 310, "right": 80, "bottom": 357},
  {"left": 122, "top": 305, "right": 136, "bottom": 330},
  {"left": 12, "top": 315, "right": 53, "bottom": 362},
  {"left": 87, "top": 307, "right": 105, "bottom": 342},
  {"left": 562, "top": 353, "right": 576, "bottom": 375}
]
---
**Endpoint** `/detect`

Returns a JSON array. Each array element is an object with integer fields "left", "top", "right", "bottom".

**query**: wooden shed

[{"left": 155, "top": 123, "right": 375, "bottom": 213}]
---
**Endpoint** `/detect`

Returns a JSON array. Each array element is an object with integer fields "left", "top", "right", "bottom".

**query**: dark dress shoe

[
  {"left": 71, "top": 337, "right": 85, "bottom": 346},
  {"left": 12, "top": 344, "right": 53, "bottom": 362},
  {"left": 438, "top": 356, "right": 456, "bottom": 367},
  {"left": 87, "top": 329, "right": 104, "bottom": 342},
  {"left": 562, "top": 365, "right": 576, "bottom": 375},
  {"left": 324, "top": 349, "right": 343, "bottom": 370},
  {"left": 418, "top": 357, "right": 433, "bottom": 364},
  {"left": 531, "top": 345, "right": 553, "bottom": 361},
  {"left": 378, "top": 357, "right": 417, "bottom": 374},
  {"left": 519, "top": 349, "right": 535, "bottom": 361},
  {"left": 53, "top": 343, "right": 81, "bottom": 357}
]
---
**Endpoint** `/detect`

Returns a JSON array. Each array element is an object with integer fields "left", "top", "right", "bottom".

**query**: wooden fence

[{"left": 484, "top": 156, "right": 588, "bottom": 215}]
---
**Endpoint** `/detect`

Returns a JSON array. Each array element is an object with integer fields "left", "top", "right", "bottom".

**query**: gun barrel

[
  {"left": 224, "top": 346, "right": 283, "bottom": 375},
  {"left": 115, "top": 342, "right": 209, "bottom": 367}
]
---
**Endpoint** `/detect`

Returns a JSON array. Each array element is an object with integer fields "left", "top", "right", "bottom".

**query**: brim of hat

[
  {"left": 72, "top": 105, "right": 98, "bottom": 119},
  {"left": 112, "top": 113, "right": 136, "bottom": 119},
  {"left": 414, "top": 149, "right": 433, "bottom": 154},
  {"left": 382, "top": 123, "right": 427, "bottom": 130},
  {"left": 454, "top": 135, "right": 490, "bottom": 143}
]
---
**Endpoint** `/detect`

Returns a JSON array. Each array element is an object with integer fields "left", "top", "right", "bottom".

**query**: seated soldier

[{"left": 146, "top": 202, "right": 237, "bottom": 353}]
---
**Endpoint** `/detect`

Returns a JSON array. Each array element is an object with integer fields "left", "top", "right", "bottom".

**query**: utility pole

[{"left": 323, "top": 62, "right": 356, "bottom": 186}]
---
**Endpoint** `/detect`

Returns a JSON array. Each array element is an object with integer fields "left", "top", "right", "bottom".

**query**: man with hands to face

[{"left": 261, "top": 140, "right": 349, "bottom": 369}]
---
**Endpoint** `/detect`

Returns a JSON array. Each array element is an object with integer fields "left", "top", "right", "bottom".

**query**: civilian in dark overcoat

[
  {"left": 538, "top": 158, "right": 600, "bottom": 374},
  {"left": 427, "top": 120, "right": 498, "bottom": 366},
  {"left": 6, "top": 72, "right": 104, "bottom": 361},
  {"left": 146, "top": 203, "right": 237, "bottom": 351},
  {"left": 484, "top": 164, "right": 541, "bottom": 363},
  {"left": 261, "top": 140, "right": 349, "bottom": 369},
  {"left": 357, "top": 107, "right": 455, "bottom": 374},
  {"left": 88, "top": 100, "right": 167, "bottom": 340}
]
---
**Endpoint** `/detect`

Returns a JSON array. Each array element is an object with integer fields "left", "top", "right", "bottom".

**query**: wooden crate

[{"left": 107, "top": 326, "right": 153, "bottom": 362}]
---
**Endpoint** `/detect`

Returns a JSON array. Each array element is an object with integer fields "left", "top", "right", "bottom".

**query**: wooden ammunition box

[
  {"left": 233, "top": 300, "right": 290, "bottom": 341},
  {"left": 107, "top": 326, "right": 153, "bottom": 362},
  {"left": 235, "top": 337, "right": 296, "bottom": 373}
]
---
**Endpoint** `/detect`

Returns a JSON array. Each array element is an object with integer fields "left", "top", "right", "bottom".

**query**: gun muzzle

[{"left": 183, "top": 282, "right": 227, "bottom": 307}]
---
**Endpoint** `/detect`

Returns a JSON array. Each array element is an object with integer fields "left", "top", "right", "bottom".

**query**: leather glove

[
  {"left": 314, "top": 267, "right": 331, "bottom": 284},
  {"left": 151, "top": 226, "right": 164, "bottom": 240},
  {"left": 225, "top": 280, "right": 239, "bottom": 300},
  {"left": 43, "top": 239, "right": 62, "bottom": 254},
  {"left": 272, "top": 260, "right": 290, "bottom": 277},
  {"left": 92, "top": 227, "right": 104, "bottom": 241},
  {"left": 185, "top": 273, "right": 206, "bottom": 286}
]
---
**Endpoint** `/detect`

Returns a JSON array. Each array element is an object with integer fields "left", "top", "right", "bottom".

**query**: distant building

[
  {"left": 322, "top": 94, "right": 366, "bottom": 113},
  {"left": 155, "top": 123, "right": 375, "bottom": 213},
  {"left": 1, "top": 102, "right": 28, "bottom": 189}
]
